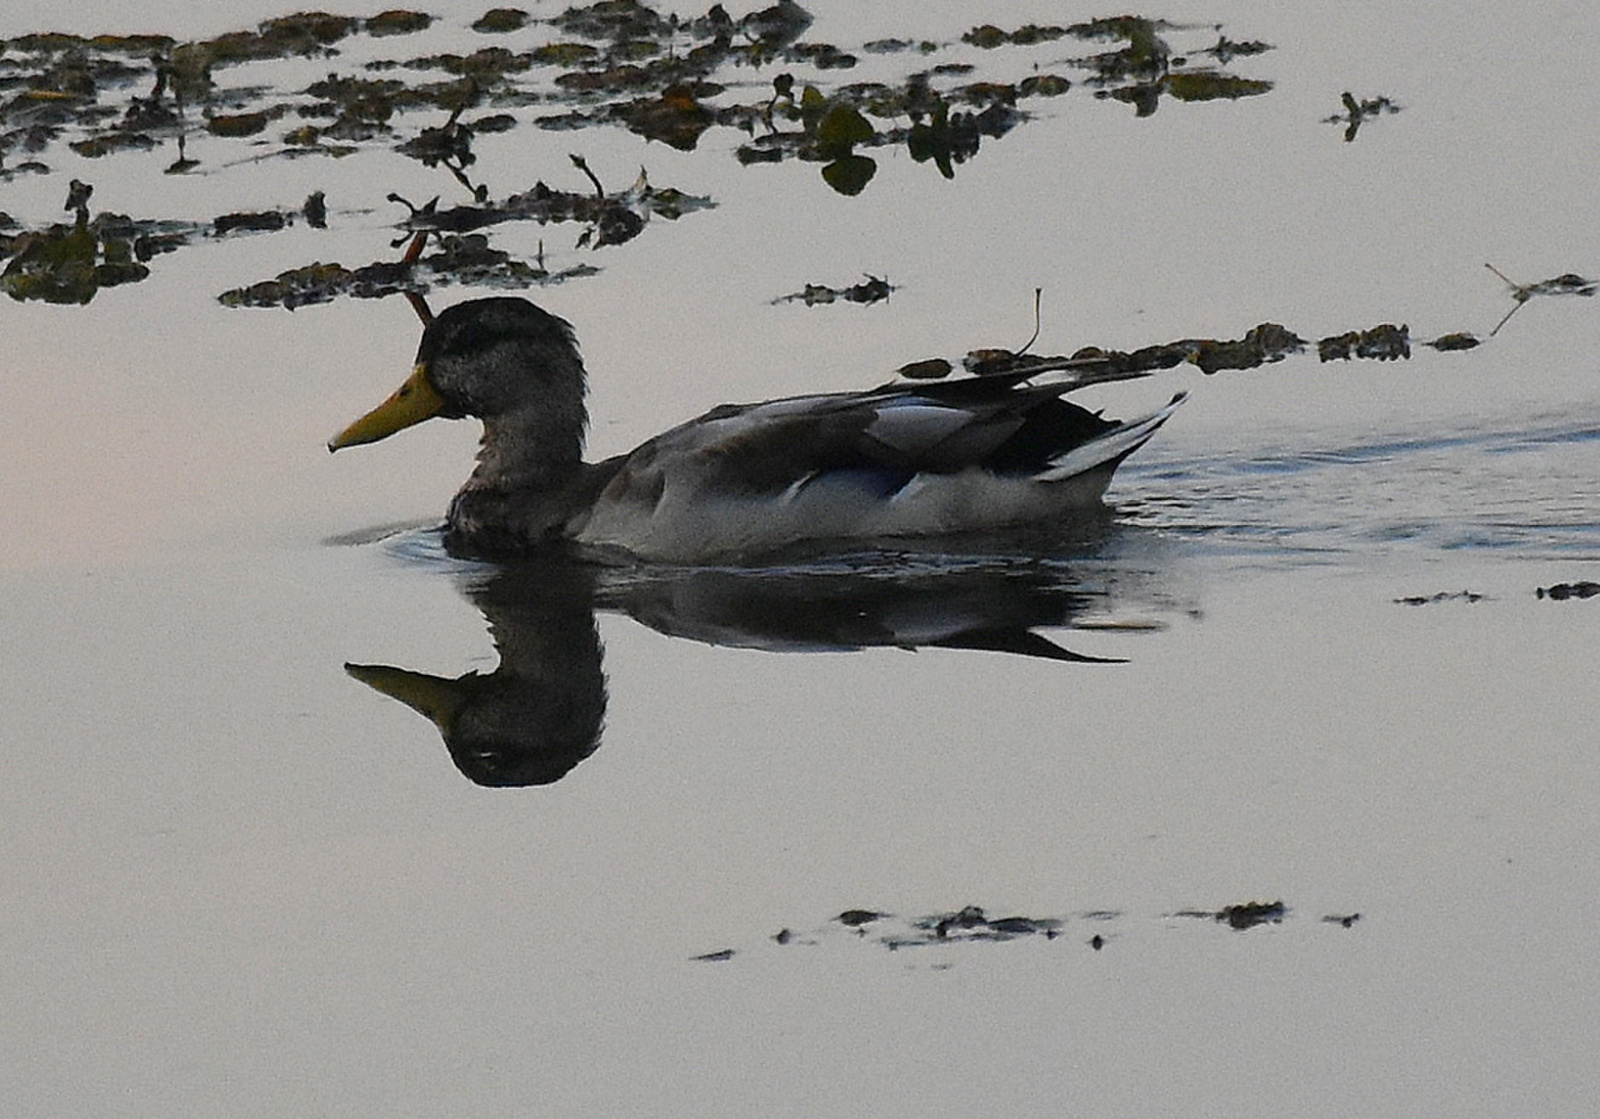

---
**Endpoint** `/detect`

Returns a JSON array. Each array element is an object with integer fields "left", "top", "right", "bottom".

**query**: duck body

[{"left": 331, "top": 297, "right": 1183, "bottom": 563}]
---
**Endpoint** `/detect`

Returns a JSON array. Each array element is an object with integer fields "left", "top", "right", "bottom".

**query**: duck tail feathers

[{"left": 1036, "top": 392, "right": 1186, "bottom": 482}]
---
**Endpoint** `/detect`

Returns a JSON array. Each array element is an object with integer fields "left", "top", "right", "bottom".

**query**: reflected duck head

[{"left": 346, "top": 660, "right": 604, "bottom": 787}]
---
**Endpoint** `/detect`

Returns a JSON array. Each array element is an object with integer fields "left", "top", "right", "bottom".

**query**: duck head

[{"left": 328, "top": 297, "right": 588, "bottom": 456}]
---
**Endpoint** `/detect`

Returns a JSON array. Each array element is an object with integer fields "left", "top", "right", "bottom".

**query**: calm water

[{"left": 4, "top": 2, "right": 1597, "bottom": 1115}]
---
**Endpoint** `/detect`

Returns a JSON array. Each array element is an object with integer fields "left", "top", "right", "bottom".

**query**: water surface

[{"left": 3, "top": 2, "right": 1597, "bottom": 1115}]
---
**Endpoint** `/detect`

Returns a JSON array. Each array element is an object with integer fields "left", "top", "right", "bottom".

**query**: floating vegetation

[
  {"left": 473, "top": 9, "right": 532, "bottom": 35},
  {"left": 218, "top": 160, "right": 707, "bottom": 308},
  {"left": 895, "top": 357, "right": 953, "bottom": 380},
  {"left": 835, "top": 908, "right": 885, "bottom": 928},
  {"left": 1190, "top": 322, "right": 1306, "bottom": 373},
  {"left": 69, "top": 131, "right": 158, "bottom": 158},
  {"left": 1039, "top": 15, "right": 1276, "bottom": 116},
  {"left": 1176, "top": 899, "right": 1288, "bottom": 930},
  {"left": 773, "top": 273, "right": 892, "bottom": 306},
  {"left": 1426, "top": 332, "right": 1480, "bottom": 352},
  {"left": 905, "top": 97, "right": 1021, "bottom": 180},
  {"left": 391, "top": 155, "right": 710, "bottom": 244},
  {"left": 918, "top": 905, "right": 1062, "bottom": 942},
  {"left": 1535, "top": 581, "right": 1600, "bottom": 601},
  {"left": 697, "top": 898, "right": 1356, "bottom": 960},
  {"left": 218, "top": 236, "right": 601, "bottom": 309},
  {"left": 0, "top": 144, "right": 707, "bottom": 304},
  {"left": 1, "top": 4, "right": 1275, "bottom": 200},
  {"left": 371, "top": 10, "right": 433, "bottom": 36},
  {"left": 1318, "top": 323, "right": 1409, "bottom": 363},
  {"left": 1394, "top": 590, "right": 1486, "bottom": 606},
  {"left": 1325, "top": 91, "right": 1401, "bottom": 141},
  {"left": 1161, "top": 71, "right": 1274, "bottom": 104},
  {"left": 1, "top": 217, "right": 140, "bottom": 304},
  {"left": 867, "top": 309, "right": 1516, "bottom": 390},
  {"left": 1484, "top": 264, "right": 1596, "bottom": 336},
  {"left": 205, "top": 108, "right": 282, "bottom": 137},
  {"left": 0, "top": 3, "right": 1258, "bottom": 306},
  {"left": 0, "top": 5, "right": 1286, "bottom": 303},
  {"left": 2, "top": 2, "right": 1586, "bottom": 343},
  {"left": 213, "top": 209, "right": 289, "bottom": 235},
  {"left": 0, "top": 180, "right": 185, "bottom": 303}
]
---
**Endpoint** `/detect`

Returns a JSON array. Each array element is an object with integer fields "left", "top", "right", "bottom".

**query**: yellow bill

[
  {"left": 344, "top": 663, "right": 469, "bottom": 734},
  {"left": 328, "top": 363, "right": 446, "bottom": 451}
]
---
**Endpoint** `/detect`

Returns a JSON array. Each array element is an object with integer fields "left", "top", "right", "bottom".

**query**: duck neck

[{"left": 466, "top": 404, "right": 588, "bottom": 495}]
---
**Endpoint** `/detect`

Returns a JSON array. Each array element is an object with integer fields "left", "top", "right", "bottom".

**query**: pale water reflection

[{"left": 4, "top": 1, "right": 1599, "bottom": 1116}]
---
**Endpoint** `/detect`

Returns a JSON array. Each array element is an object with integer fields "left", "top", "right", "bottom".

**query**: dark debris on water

[
  {"left": 1318, "top": 323, "right": 1409, "bottom": 362},
  {"left": 1394, "top": 590, "right": 1486, "bottom": 606},
  {"left": 1485, "top": 264, "right": 1597, "bottom": 336},
  {"left": 692, "top": 898, "right": 1360, "bottom": 960},
  {"left": 1324, "top": 91, "right": 1401, "bottom": 142},
  {"left": 881, "top": 316, "right": 1494, "bottom": 392},
  {"left": 1536, "top": 581, "right": 1600, "bottom": 601},
  {"left": 773, "top": 273, "right": 892, "bottom": 306},
  {"left": 217, "top": 237, "right": 603, "bottom": 310},
  {"left": 1175, "top": 899, "right": 1289, "bottom": 930}
]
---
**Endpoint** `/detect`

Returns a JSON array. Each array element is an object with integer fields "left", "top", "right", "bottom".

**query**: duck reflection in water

[
  {"left": 347, "top": 557, "right": 607, "bottom": 787},
  {"left": 347, "top": 523, "right": 1174, "bottom": 787}
]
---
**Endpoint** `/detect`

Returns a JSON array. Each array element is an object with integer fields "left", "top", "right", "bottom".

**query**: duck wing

[
  {"left": 590, "top": 378, "right": 1175, "bottom": 501},
  {"left": 631, "top": 378, "right": 1178, "bottom": 490}
]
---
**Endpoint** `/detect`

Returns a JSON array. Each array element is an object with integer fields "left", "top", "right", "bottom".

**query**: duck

[{"left": 329, "top": 296, "right": 1184, "bottom": 562}]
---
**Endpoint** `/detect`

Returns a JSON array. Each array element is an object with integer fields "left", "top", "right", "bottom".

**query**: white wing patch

[{"left": 864, "top": 400, "right": 971, "bottom": 454}]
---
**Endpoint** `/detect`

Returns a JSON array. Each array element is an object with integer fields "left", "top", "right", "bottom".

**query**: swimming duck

[{"left": 329, "top": 297, "right": 1183, "bottom": 561}]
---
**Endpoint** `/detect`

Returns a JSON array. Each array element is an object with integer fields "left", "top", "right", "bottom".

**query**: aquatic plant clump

[
  {"left": 0, "top": 6, "right": 1291, "bottom": 309},
  {"left": 692, "top": 899, "right": 1358, "bottom": 960}
]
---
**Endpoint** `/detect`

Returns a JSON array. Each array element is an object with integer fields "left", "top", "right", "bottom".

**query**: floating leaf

[
  {"left": 207, "top": 110, "right": 275, "bottom": 137},
  {"left": 1536, "top": 582, "right": 1600, "bottom": 601},
  {"left": 774, "top": 274, "right": 892, "bottom": 306},
  {"left": 473, "top": 9, "right": 530, "bottom": 34},
  {"left": 214, "top": 210, "right": 289, "bottom": 235},
  {"left": 1216, "top": 901, "right": 1287, "bottom": 930},
  {"left": 1192, "top": 322, "right": 1306, "bottom": 372},
  {"left": 962, "top": 25, "right": 1009, "bottom": 49},
  {"left": 821, "top": 153, "right": 875, "bottom": 195},
  {"left": 528, "top": 41, "right": 601, "bottom": 66},
  {"left": 896, "top": 358, "right": 952, "bottom": 380},
  {"left": 552, "top": 0, "right": 667, "bottom": 41},
  {"left": 69, "top": 132, "right": 158, "bottom": 157},
  {"left": 1163, "top": 71, "right": 1272, "bottom": 102},
  {"left": 1018, "top": 74, "right": 1072, "bottom": 98},
  {"left": 1, "top": 223, "right": 98, "bottom": 303},
  {"left": 1317, "top": 323, "right": 1408, "bottom": 363},
  {"left": 814, "top": 103, "right": 872, "bottom": 155},
  {"left": 1395, "top": 591, "right": 1485, "bottom": 606},
  {"left": 619, "top": 84, "right": 715, "bottom": 150},
  {"left": 365, "top": 10, "right": 434, "bottom": 37}
]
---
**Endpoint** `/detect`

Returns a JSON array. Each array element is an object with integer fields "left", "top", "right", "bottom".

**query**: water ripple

[{"left": 1120, "top": 412, "right": 1600, "bottom": 564}]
